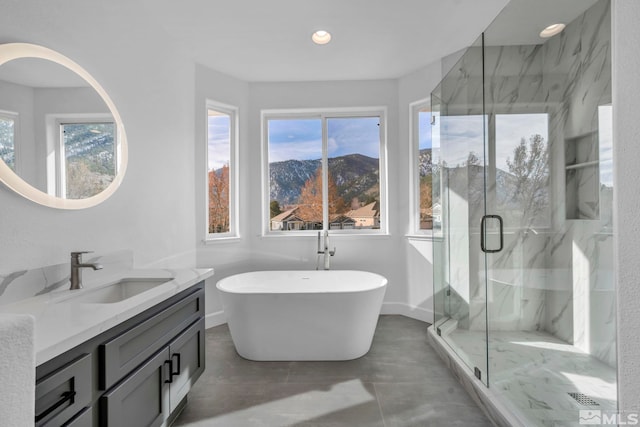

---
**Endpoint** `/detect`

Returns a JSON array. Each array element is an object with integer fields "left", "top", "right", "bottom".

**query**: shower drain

[{"left": 568, "top": 392, "right": 600, "bottom": 406}]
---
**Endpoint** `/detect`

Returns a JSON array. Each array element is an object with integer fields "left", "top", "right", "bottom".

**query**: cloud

[{"left": 327, "top": 117, "right": 380, "bottom": 158}]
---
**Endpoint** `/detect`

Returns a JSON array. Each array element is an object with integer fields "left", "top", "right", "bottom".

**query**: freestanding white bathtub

[{"left": 216, "top": 270, "right": 387, "bottom": 361}]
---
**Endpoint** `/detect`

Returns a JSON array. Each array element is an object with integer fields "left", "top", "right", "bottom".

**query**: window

[
  {"left": 206, "top": 101, "right": 238, "bottom": 239},
  {"left": 264, "top": 109, "right": 386, "bottom": 234},
  {"left": 48, "top": 115, "right": 117, "bottom": 199},
  {"left": 0, "top": 111, "right": 18, "bottom": 172},
  {"left": 411, "top": 100, "right": 435, "bottom": 232},
  {"left": 60, "top": 121, "right": 116, "bottom": 199}
]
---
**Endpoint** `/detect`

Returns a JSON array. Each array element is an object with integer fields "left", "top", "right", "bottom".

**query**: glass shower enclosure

[{"left": 431, "top": 0, "right": 616, "bottom": 425}]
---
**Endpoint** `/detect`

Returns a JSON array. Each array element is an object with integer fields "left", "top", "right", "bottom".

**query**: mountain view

[
  {"left": 62, "top": 123, "right": 116, "bottom": 199},
  {"left": 269, "top": 153, "right": 379, "bottom": 206}
]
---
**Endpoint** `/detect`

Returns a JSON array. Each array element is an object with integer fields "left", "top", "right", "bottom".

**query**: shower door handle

[{"left": 480, "top": 214, "right": 503, "bottom": 253}]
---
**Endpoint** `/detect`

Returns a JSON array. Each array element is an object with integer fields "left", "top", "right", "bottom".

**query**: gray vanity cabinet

[
  {"left": 100, "top": 318, "right": 205, "bottom": 426},
  {"left": 99, "top": 289, "right": 203, "bottom": 391},
  {"left": 35, "top": 282, "right": 205, "bottom": 427}
]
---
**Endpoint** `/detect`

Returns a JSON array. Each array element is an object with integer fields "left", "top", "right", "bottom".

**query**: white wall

[
  {"left": 0, "top": 1, "right": 197, "bottom": 272},
  {"left": 397, "top": 62, "right": 443, "bottom": 321},
  {"left": 194, "top": 64, "right": 251, "bottom": 326},
  {"left": 613, "top": 0, "right": 640, "bottom": 412}
]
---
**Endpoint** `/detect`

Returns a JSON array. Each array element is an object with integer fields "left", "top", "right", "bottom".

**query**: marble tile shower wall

[
  {"left": 0, "top": 250, "right": 133, "bottom": 306},
  {"left": 438, "top": 0, "right": 614, "bottom": 367},
  {"left": 542, "top": 0, "right": 614, "bottom": 367}
]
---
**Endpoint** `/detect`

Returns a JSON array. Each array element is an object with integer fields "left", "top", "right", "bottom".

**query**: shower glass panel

[
  {"left": 432, "top": 0, "right": 616, "bottom": 425},
  {"left": 431, "top": 34, "right": 489, "bottom": 385},
  {"left": 483, "top": 1, "right": 617, "bottom": 423}
]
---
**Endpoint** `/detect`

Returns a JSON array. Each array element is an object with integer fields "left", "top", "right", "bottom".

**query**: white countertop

[{"left": 0, "top": 268, "right": 214, "bottom": 365}]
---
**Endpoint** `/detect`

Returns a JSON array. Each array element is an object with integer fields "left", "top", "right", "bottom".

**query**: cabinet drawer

[
  {"left": 100, "top": 348, "right": 170, "bottom": 427},
  {"left": 100, "top": 289, "right": 203, "bottom": 390},
  {"left": 35, "top": 353, "right": 92, "bottom": 427}
]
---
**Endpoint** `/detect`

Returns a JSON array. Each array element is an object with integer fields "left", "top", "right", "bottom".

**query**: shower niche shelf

[{"left": 565, "top": 130, "right": 599, "bottom": 220}]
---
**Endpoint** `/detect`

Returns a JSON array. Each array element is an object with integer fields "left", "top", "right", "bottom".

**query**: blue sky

[
  {"left": 268, "top": 117, "right": 380, "bottom": 162},
  {"left": 418, "top": 111, "right": 432, "bottom": 150},
  {"left": 208, "top": 114, "right": 230, "bottom": 170}
]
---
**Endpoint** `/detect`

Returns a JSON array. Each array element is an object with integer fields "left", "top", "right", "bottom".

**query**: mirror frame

[{"left": 0, "top": 43, "right": 128, "bottom": 209}]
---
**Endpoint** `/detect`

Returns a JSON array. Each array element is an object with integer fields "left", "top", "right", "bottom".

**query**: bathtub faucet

[{"left": 317, "top": 230, "right": 336, "bottom": 270}]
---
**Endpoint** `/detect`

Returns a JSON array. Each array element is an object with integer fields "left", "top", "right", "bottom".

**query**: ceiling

[
  {"left": 484, "top": 0, "right": 599, "bottom": 46},
  {"left": 0, "top": 0, "right": 603, "bottom": 84},
  {"left": 147, "top": 0, "right": 511, "bottom": 82}
]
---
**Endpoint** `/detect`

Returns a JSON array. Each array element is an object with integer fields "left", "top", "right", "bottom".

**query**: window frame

[
  {"left": 410, "top": 98, "right": 433, "bottom": 236},
  {"left": 205, "top": 100, "right": 239, "bottom": 241},
  {"left": 261, "top": 107, "right": 388, "bottom": 237}
]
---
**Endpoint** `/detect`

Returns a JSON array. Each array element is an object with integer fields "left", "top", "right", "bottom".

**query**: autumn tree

[
  {"left": 208, "top": 165, "right": 229, "bottom": 233},
  {"left": 296, "top": 167, "right": 346, "bottom": 224},
  {"left": 419, "top": 174, "right": 433, "bottom": 224}
]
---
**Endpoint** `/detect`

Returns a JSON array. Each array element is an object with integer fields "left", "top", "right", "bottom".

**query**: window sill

[
  {"left": 261, "top": 231, "right": 391, "bottom": 240},
  {"left": 405, "top": 233, "right": 435, "bottom": 241},
  {"left": 202, "top": 236, "right": 241, "bottom": 245}
]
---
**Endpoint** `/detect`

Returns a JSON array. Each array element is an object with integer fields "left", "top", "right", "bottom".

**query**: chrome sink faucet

[
  {"left": 70, "top": 251, "right": 103, "bottom": 290},
  {"left": 317, "top": 230, "right": 336, "bottom": 270}
]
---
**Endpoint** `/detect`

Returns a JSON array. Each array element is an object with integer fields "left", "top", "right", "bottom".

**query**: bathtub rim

[{"left": 216, "top": 269, "right": 388, "bottom": 294}]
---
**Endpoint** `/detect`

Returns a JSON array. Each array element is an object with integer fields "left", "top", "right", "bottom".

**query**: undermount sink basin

[{"left": 61, "top": 278, "right": 172, "bottom": 304}]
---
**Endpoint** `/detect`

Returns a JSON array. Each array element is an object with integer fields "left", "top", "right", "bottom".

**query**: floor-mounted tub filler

[{"left": 216, "top": 270, "right": 387, "bottom": 361}]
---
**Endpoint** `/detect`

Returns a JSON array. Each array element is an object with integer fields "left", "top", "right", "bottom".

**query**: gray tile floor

[{"left": 174, "top": 315, "right": 493, "bottom": 427}]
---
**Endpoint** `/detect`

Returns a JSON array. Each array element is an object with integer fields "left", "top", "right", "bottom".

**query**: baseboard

[
  {"left": 381, "top": 302, "right": 434, "bottom": 323},
  {"left": 205, "top": 310, "right": 227, "bottom": 329}
]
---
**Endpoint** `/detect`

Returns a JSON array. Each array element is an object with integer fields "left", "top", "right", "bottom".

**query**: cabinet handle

[
  {"left": 171, "top": 353, "right": 181, "bottom": 376},
  {"left": 35, "top": 391, "right": 76, "bottom": 422},
  {"left": 163, "top": 360, "right": 173, "bottom": 384}
]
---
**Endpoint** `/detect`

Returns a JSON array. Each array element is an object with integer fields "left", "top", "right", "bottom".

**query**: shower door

[{"left": 432, "top": 35, "right": 490, "bottom": 385}]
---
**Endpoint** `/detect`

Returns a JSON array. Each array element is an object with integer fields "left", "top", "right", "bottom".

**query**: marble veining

[
  {"left": 0, "top": 265, "right": 214, "bottom": 365},
  {"left": 434, "top": 327, "right": 616, "bottom": 427},
  {"left": 433, "top": 1, "right": 616, "bottom": 426}
]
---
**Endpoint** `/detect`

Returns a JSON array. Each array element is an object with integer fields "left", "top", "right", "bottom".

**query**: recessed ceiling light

[
  {"left": 540, "top": 23, "right": 566, "bottom": 38},
  {"left": 312, "top": 30, "right": 332, "bottom": 45}
]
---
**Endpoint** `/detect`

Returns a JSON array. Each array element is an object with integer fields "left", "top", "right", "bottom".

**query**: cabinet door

[
  {"left": 100, "top": 349, "right": 170, "bottom": 427},
  {"left": 168, "top": 319, "right": 205, "bottom": 413}
]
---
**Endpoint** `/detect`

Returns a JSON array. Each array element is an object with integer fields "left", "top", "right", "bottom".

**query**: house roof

[
  {"left": 330, "top": 214, "right": 356, "bottom": 224},
  {"left": 345, "top": 202, "right": 379, "bottom": 219},
  {"left": 270, "top": 207, "right": 299, "bottom": 222}
]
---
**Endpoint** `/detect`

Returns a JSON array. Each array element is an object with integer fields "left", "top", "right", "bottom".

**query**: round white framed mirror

[{"left": 0, "top": 43, "right": 127, "bottom": 209}]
